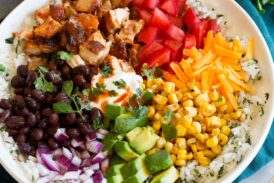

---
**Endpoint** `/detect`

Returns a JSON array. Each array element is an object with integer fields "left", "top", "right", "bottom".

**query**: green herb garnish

[
  {"left": 113, "top": 79, "right": 127, "bottom": 89},
  {"left": 141, "top": 64, "right": 162, "bottom": 79},
  {"left": 255, "top": 0, "right": 274, "bottom": 13},
  {"left": 62, "top": 80, "right": 73, "bottom": 97},
  {"left": 162, "top": 124, "right": 177, "bottom": 141},
  {"left": 109, "top": 90, "right": 118, "bottom": 96},
  {"left": 164, "top": 110, "right": 174, "bottom": 122},
  {"left": 0, "top": 64, "right": 6, "bottom": 72},
  {"left": 34, "top": 66, "right": 54, "bottom": 93},
  {"left": 101, "top": 64, "right": 113, "bottom": 78},
  {"left": 5, "top": 37, "right": 14, "bottom": 44},
  {"left": 53, "top": 101, "right": 75, "bottom": 113},
  {"left": 91, "top": 83, "right": 107, "bottom": 98},
  {"left": 53, "top": 51, "right": 72, "bottom": 62}
]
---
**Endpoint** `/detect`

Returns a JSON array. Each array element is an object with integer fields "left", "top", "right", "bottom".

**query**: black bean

[
  {"left": 78, "top": 122, "right": 92, "bottom": 135},
  {"left": 47, "top": 126, "right": 58, "bottom": 135},
  {"left": 21, "top": 108, "right": 31, "bottom": 117},
  {"left": 60, "top": 64, "right": 71, "bottom": 80},
  {"left": 19, "top": 126, "right": 30, "bottom": 134},
  {"left": 25, "top": 97, "right": 38, "bottom": 110},
  {"left": 17, "top": 65, "right": 28, "bottom": 78},
  {"left": 27, "top": 113, "right": 37, "bottom": 126},
  {"left": 37, "top": 141, "right": 47, "bottom": 148},
  {"left": 31, "top": 89, "right": 45, "bottom": 101},
  {"left": 15, "top": 95, "right": 25, "bottom": 109},
  {"left": 11, "top": 76, "right": 25, "bottom": 88},
  {"left": 41, "top": 108, "right": 52, "bottom": 117},
  {"left": 16, "top": 134, "right": 26, "bottom": 143},
  {"left": 0, "top": 99, "right": 12, "bottom": 110},
  {"left": 48, "top": 113, "right": 59, "bottom": 126},
  {"left": 64, "top": 112, "right": 76, "bottom": 126},
  {"left": 56, "top": 60, "right": 65, "bottom": 68},
  {"left": 6, "top": 128, "right": 18, "bottom": 137},
  {"left": 48, "top": 138, "right": 59, "bottom": 150},
  {"left": 67, "top": 128, "right": 80, "bottom": 138},
  {"left": 73, "top": 74, "right": 86, "bottom": 86},
  {"left": 43, "top": 93, "right": 53, "bottom": 105},
  {"left": 35, "top": 112, "right": 41, "bottom": 121},
  {"left": 55, "top": 92, "right": 70, "bottom": 103},
  {"left": 46, "top": 70, "right": 62, "bottom": 85},
  {"left": 72, "top": 65, "right": 90, "bottom": 77},
  {"left": 38, "top": 119, "right": 47, "bottom": 129},
  {"left": 47, "top": 62, "right": 58, "bottom": 70},
  {"left": 6, "top": 116, "right": 25, "bottom": 129},
  {"left": 18, "top": 142, "right": 32, "bottom": 154},
  {"left": 75, "top": 114, "right": 89, "bottom": 124},
  {"left": 30, "top": 128, "right": 44, "bottom": 141},
  {"left": 26, "top": 72, "right": 38, "bottom": 87},
  {"left": 0, "top": 110, "right": 11, "bottom": 123},
  {"left": 90, "top": 107, "right": 102, "bottom": 122},
  {"left": 14, "top": 88, "right": 25, "bottom": 95},
  {"left": 24, "top": 87, "right": 33, "bottom": 96}
]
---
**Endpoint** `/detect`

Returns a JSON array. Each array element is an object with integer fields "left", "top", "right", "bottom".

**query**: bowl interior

[{"left": 0, "top": 0, "right": 273, "bottom": 182}]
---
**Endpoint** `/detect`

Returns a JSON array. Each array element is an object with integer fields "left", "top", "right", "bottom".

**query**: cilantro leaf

[
  {"left": 141, "top": 91, "right": 153, "bottom": 104},
  {"left": 82, "top": 88, "right": 91, "bottom": 97},
  {"left": 164, "top": 110, "right": 174, "bottom": 122},
  {"left": 113, "top": 79, "right": 126, "bottom": 89},
  {"left": 162, "top": 124, "right": 177, "bottom": 141},
  {"left": 0, "top": 64, "right": 6, "bottom": 72},
  {"left": 38, "top": 66, "right": 49, "bottom": 73},
  {"left": 5, "top": 37, "right": 14, "bottom": 44},
  {"left": 101, "top": 64, "right": 113, "bottom": 78},
  {"left": 91, "top": 83, "right": 107, "bottom": 98},
  {"left": 132, "top": 105, "right": 148, "bottom": 118},
  {"left": 109, "top": 90, "right": 118, "bottom": 96},
  {"left": 34, "top": 73, "right": 54, "bottom": 93},
  {"left": 62, "top": 80, "right": 73, "bottom": 97},
  {"left": 53, "top": 51, "right": 72, "bottom": 62},
  {"left": 141, "top": 64, "right": 162, "bottom": 79},
  {"left": 53, "top": 101, "right": 75, "bottom": 113}
]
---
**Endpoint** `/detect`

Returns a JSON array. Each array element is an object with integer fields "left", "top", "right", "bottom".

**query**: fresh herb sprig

[
  {"left": 101, "top": 64, "right": 113, "bottom": 78},
  {"left": 34, "top": 66, "right": 54, "bottom": 93},
  {"left": 255, "top": 0, "right": 274, "bottom": 13},
  {"left": 113, "top": 79, "right": 126, "bottom": 89}
]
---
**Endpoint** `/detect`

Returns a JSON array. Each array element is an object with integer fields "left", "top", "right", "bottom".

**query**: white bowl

[{"left": 0, "top": 0, "right": 273, "bottom": 182}]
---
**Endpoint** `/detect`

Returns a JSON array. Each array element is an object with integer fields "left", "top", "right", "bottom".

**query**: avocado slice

[
  {"left": 106, "top": 164, "right": 124, "bottom": 178},
  {"left": 110, "top": 155, "right": 126, "bottom": 166},
  {"left": 122, "top": 158, "right": 150, "bottom": 183},
  {"left": 115, "top": 113, "right": 147, "bottom": 133},
  {"left": 145, "top": 150, "right": 173, "bottom": 174},
  {"left": 129, "top": 127, "right": 159, "bottom": 154},
  {"left": 151, "top": 166, "right": 179, "bottom": 183},
  {"left": 106, "top": 104, "right": 125, "bottom": 120},
  {"left": 126, "top": 127, "right": 143, "bottom": 142},
  {"left": 107, "top": 175, "right": 123, "bottom": 183},
  {"left": 114, "top": 141, "right": 139, "bottom": 161},
  {"left": 121, "top": 155, "right": 145, "bottom": 178}
]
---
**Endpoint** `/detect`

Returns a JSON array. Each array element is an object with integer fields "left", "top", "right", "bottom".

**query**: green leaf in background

[
  {"left": 34, "top": 75, "right": 54, "bottom": 93},
  {"left": 38, "top": 66, "right": 49, "bottom": 73},
  {"left": 62, "top": 80, "right": 73, "bottom": 97},
  {"left": 53, "top": 101, "right": 75, "bottom": 113},
  {"left": 0, "top": 64, "right": 6, "bottom": 72},
  {"left": 162, "top": 124, "right": 178, "bottom": 141}
]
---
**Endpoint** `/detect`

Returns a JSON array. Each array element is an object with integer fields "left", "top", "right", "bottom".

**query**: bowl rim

[{"left": 0, "top": 0, "right": 273, "bottom": 183}]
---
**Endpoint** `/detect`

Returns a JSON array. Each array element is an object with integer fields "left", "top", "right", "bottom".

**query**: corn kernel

[
  {"left": 175, "top": 91, "right": 183, "bottom": 101},
  {"left": 204, "top": 133, "right": 209, "bottom": 140},
  {"left": 214, "top": 96, "right": 226, "bottom": 107},
  {"left": 187, "top": 152, "right": 193, "bottom": 160},
  {"left": 223, "top": 114, "right": 231, "bottom": 120},
  {"left": 220, "top": 118, "right": 227, "bottom": 126},
  {"left": 171, "top": 154, "right": 177, "bottom": 163},
  {"left": 195, "top": 133, "right": 205, "bottom": 143},
  {"left": 209, "top": 90, "right": 219, "bottom": 101},
  {"left": 156, "top": 137, "right": 166, "bottom": 149},
  {"left": 211, "top": 144, "right": 222, "bottom": 154},
  {"left": 206, "top": 136, "right": 219, "bottom": 148},
  {"left": 185, "top": 106, "right": 198, "bottom": 117},
  {"left": 203, "top": 150, "right": 216, "bottom": 159},
  {"left": 231, "top": 110, "right": 242, "bottom": 120},
  {"left": 191, "top": 144, "right": 198, "bottom": 153},
  {"left": 146, "top": 79, "right": 153, "bottom": 88},
  {"left": 218, "top": 104, "right": 228, "bottom": 113},
  {"left": 211, "top": 128, "right": 221, "bottom": 136},
  {"left": 183, "top": 100, "right": 193, "bottom": 107},
  {"left": 154, "top": 112, "right": 162, "bottom": 121},
  {"left": 154, "top": 78, "right": 164, "bottom": 86},
  {"left": 192, "top": 121, "right": 202, "bottom": 133},
  {"left": 172, "top": 146, "right": 179, "bottom": 154},
  {"left": 221, "top": 126, "right": 231, "bottom": 136},
  {"left": 166, "top": 103, "right": 180, "bottom": 112},
  {"left": 194, "top": 113, "right": 204, "bottom": 121},
  {"left": 196, "top": 141, "right": 206, "bottom": 151},
  {"left": 182, "top": 115, "right": 193, "bottom": 128},
  {"left": 175, "top": 159, "right": 186, "bottom": 166},
  {"left": 156, "top": 104, "right": 165, "bottom": 111},
  {"left": 187, "top": 138, "right": 197, "bottom": 146},
  {"left": 147, "top": 106, "right": 155, "bottom": 118},
  {"left": 154, "top": 94, "right": 168, "bottom": 105},
  {"left": 168, "top": 93, "right": 179, "bottom": 104},
  {"left": 239, "top": 113, "right": 246, "bottom": 122},
  {"left": 177, "top": 152, "right": 187, "bottom": 160},
  {"left": 200, "top": 103, "right": 217, "bottom": 117},
  {"left": 195, "top": 93, "right": 210, "bottom": 106},
  {"left": 141, "top": 83, "right": 146, "bottom": 90},
  {"left": 190, "top": 86, "right": 201, "bottom": 97},
  {"left": 174, "top": 113, "right": 183, "bottom": 121},
  {"left": 153, "top": 121, "right": 161, "bottom": 131},
  {"left": 208, "top": 116, "right": 221, "bottom": 128},
  {"left": 178, "top": 149, "right": 187, "bottom": 155},
  {"left": 197, "top": 151, "right": 204, "bottom": 159},
  {"left": 198, "top": 157, "right": 210, "bottom": 166},
  {"left": 147, "top": 148, "right": 157, "bottom": 155},
  {"left": 165, "top": 142, "right": 173, "bottom": 152},
  {"left": 218, "top": 133, "right": 228, "bottom": 145},
  {"left": 164, "top": 82, "right": 175, "bottom": 94},
  {"left": 176, "top": 138, "right": 187, "bottom": 149}
]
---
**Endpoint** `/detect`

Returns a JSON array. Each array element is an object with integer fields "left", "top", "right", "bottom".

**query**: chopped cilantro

[
  {"left": 109, "top": 90, "right": 118, "bottom": 96},
  {"left": 164, "top": 110, "right": 174, "bottom": 122},
  {"left": 5, "top": 37, "right": 14, "bottom": 44},
  {"left": 0, "top": 64, "right": 6, "bottom": 72},
  {"left": 141, "top": 64, "right": 162, "bottom": 79},
  {"left": 38, "top": 66, "right": 49, "bottom": 73},
  {"left": 34, "top": 67, "right": 54, "bottom": 93},
  {"left": 218, "top": 166, "right": 224, "bottom": 178},
  {"left": 53, "top": 51, "right": 72, "bottom": 62},
  {"left": 113, "top": 79, "right": 126, "bottom": 89},
  {"left": 136, "top": 87, "right": 142, "bottom": 96},
  {"left": 53, "top": 101, "right": 75, "bottom": 113},
  {"left": 91, "top": 83, "right": 107, "bottom": 98},
  {"left": 62, "top": 80, "right": 73, "bottom": 97},
  {"left": 0, "top": 126, "right": 5, "bottom": 132},
  {"left": 162, "top": 124, "right": 177, "bottom": 141},
  {"left": 101, "top": 64, "right": 113, "bottom": 78}
]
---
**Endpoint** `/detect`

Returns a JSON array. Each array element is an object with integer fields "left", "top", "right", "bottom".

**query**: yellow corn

[
  {"left": 168, "top": 93, "right": 179, "bottom": 104},
  {"left": 147, "top": 148, "right": 157, "bottom": 155},
  {"left": 220, "top": 118, "right": 227, "bottom": 126},
  {"left": 203, "top": 150, "right": 216, "bottom": 159},
  {"left": 183, "top": 100, "right": 194, "bottom": 107},
  {"left": 195, "top": 93, "right": 210, "bottom": 106},
  {"left": 154, "top": 78, "right": 164, "bottom": 86},
  {"left": 231, "top": 110, "right": 242, "bottom": 120},
  {"left": 239, "top": 113, "right": 246, "bottom": 122},
  {"left": 146, "top": 79, "right": 153, "bottom": 88},
  {"left": 200, "top": 103, "right": 217, "bottom": 116},
  {"left": 218, "top": 104, "right": 228, "bottom": 113},
  {"left": 177, "top": 152, "right": 187, "bottom": 160},
  {"left": 147, "top": 106, "right": 155, "bottom": 118},
  {"left": 192, "top": 121, "right": 202, "bottom": 133},
  {"left": 178, "top": 149, "right": 187, "bottom": 155},
  {"left": 208, "top": 116, "right": 221, "bottom": 128},
  {"left": 194, "top": 113, "right": 204, "bottom": 121},
  {"left": 206, "top": 136, "right": 219, "bottom": 148},
  {"left": 166, "top": 103, "right": 180, "bottom": 112},
  {"left": 209, "top": 90, "right": 219, "bottom": 101},
  {"left": 197, "top": 151, "right": 204, "bottom": 159},
  {"left": 185, "top": 106, "right": 198, "bottom": 117},
  {"left": 171, "top": 154, "right": 177, "bottom": 163},
  {"left": 176, "top": 138, "right": 187, "bottom": 149},
  {"left": 196, "top": 141, "right": 206, "bottom": 151},
  {"left": 154, "top": 112, "right": 162, "bottom": 121},
  {"left": 172, "top": 146, "right": 179, "bottom": 154},
  {"left": 214, "top": 96, "right": 226, "bottom": 107},
  {"left": 211, "top": 144, "right": 222, "bottom": 154},
  {"left": 156, "top": 137, "right": 166, "bottom": 149},
  {"left": 153, "top": 121, "right": 161, "bottom": 131},
  {"left": 154, "top": 94, "right": 168, "bottom": 105},
  {"left": 187, "top": 152, "right": 193, "bottom": 160},
  {"left": 195, "top": 133, "right": 205, "bottom": 143},
  {"left": 223, "top": 114, "right": 231, "bottom": 120},
  {"left": 175, "top": 159, "right": 187, "bottom": 166},
  {"left": 182, "top": 115, "right": 192, "bottom": 128},
  {"left": 156, "top": 104, "right": 165, "bottom": 111},
  {"left": 165, "top": 142, "right": 173, "bottom": 152},
  {"left": 211, "top": 128, "right": 221, "bottom": 136},
  {"left": 187, "top": 138, "right": 197, "bottom": 146},
  {"left": 198, "top": 157, "right": 211, "bottom": 166},
  {"left": 175, "top": 91, "right": 183, "bottom": 101},
  {"left": 221, "top": 126, "right": 231, "bottom": 136},
  {"left": 218, "top": 133, "right": 229, "bottom": 145},
  {"left": 141, "top": 83, "right": 146, "bottom": 90},
  {"left": 164, "top": 82, "right": 175, "bottom": 94},
  {"left": 191, "top": 144, "right": 198, "bottom": 153}
]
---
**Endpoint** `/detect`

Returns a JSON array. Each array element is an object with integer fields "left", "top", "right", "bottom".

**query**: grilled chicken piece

[
  {"left": 128, "top": 43, "right": 141, "bottom": 68},
  {"left": 35, "top": 5, "right": 50, "bottom": 24},
  {"left": 110, "top": 41, "right": 128, "bottom": 60},
  {"left": 75, "top": 0, "right": 102, "bottom": 13},
  {"left": 67, "top": 55, "right": 86, "bottom": 68},
  {"left": 116, "top": 19, "right": 144, "bottom": 44},
  {"left": 64, "top": 2, "right": 77, "bottom": 18},
  {"left": 98, "top": 0, "right": 112, "bottom": 18},
  {"left": 79, "top": 31, "right": 111, "bottom": 65},
  {"left": 104, "top": 8, "right": 129, "bottom": 33},
  {"left": 76, "top": 14, "right": 99, "bottom": 35},
  {"left": 24, "top": 37, "right": 60, "bottom": 55},
  {"left": 28, "top": 56, "right": 48, "bottom": 71},
  {"left": 34, "top": 16, "right": 64, "bottom": 39},
  {"left": 50, "top": 5, "right": 65, "bottom": 22},
  {"left": 111, "top": 0, "right": 133, "bottom": 8}
]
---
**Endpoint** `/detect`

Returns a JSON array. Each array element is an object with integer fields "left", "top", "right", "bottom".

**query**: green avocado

[
  {"left": 110, "top": 155, "right": 126, "bottom": 166},
  {"left": 126, "top": 127, "right": 143, "bottom": 142},
  {"left": 145, "top": 150, "right": 173, "bottom": 174},
  {"left": 121, "top": 155, "right": 145, "bottom": 178},
  {"left": 107, "top": 175, "right": 123, "bottom": 183},
  {"left": 115, "top": 113, "right": 147, "bottom": 133},
  {"left": 129, "top": 127, "right": 159, "bottom": 154},
  {"left": 114, "top": 141, "right": 139, "bottom": 161},
  {"left": 151, "top": 166, "right": 179, "bottom": 183},
  {"left": 106, "top": 104, "right": 125, "bottom": 120},
  {"left": 106, "top": 164, "right": 124, "bottom": 178}
]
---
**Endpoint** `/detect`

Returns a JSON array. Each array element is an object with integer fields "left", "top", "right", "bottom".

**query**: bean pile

[{"left": 0, "top": 61, "right": 102, "bottom": 156}]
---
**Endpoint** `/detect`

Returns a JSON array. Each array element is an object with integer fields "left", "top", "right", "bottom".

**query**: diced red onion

[
  {"left": 91, "top": 152, "right": 107, "bottom": 164},
  {"left": 98, "top": 129, "right": 109, "bottom": 135},
  {"left": 81, "top": 150, "right": 91, "bottom": 159},
  {"left": 100, "top": 158, "right": 109, "bottom": 173},
  {"left": 96, "top": 133, "right": 105, "bottom": 140},
  {"left": 40, "top": 153, "right": 60, "bottom": 172},
  {"left": 76, "top": 144, "right": 86, "bottom": 151},
  {"left": 36, "top": 147, "right": 51, "bottom": 165},
  {"left": 56, "top": 155, "right": 78, "bottom": 173},
  {"left": 90, "top": 163, "right": 100, "bottom": 171},
  {"left": 72, "top": 155, "right": 82, "bottom": 167},
  {"left": 86, "top": 141, "right": 104, "bottom": 154},
  {"left": 63, "top": 147, "right": 73, "bottom": 160},
  {"left": 83, "top": 167, "right": 95, "bottom": 176},
  {"left": 37, "top": 164, "right": 50, "bottom": 177},
  {"left": 86, "top": 132, "right": 97, "bottom": 142},
  {"left": 79, "top": 173, "right": 90, "bottom": 182},
  {"left": 83, "top": 178, "right": 93, "bottom": 183},
  {"left": 54, "top": 128, "right": 69, "bottom": 143},
  {"left": 52, "top": 148, "right": 63, "bottom": 158},
  {"left": 71, "top": 137, "right": 84, "bottom": 148},
  {"left": 56, "top": 170, "right": 81, "bottom": 181},
  {"left": 36, "top": 176, "right": 51, "bottom": 183},
  {"left": 92, "top": 170, "right": 104, "bottom": 183},
  {"left": 81, "top": 158, "right": 93, "bottom": 168}
]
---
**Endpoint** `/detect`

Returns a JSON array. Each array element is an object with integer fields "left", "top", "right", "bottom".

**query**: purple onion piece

[
  {"left": 54, "top": 128, "right": 69, "bottom": 143},
  {"left": 86, "top": 140, "right": 104, "bottom": 154},
  {"left": 80, "top": 150, "right": 91, "bottom": 159},
  {"left": 56, "top": 155, "right": 78, "bottom": 173},
  {"left": 86, "top": 132, "right": 97, "bottom": 142},
  {"left": 72, "top": 155, "right": 82, "bottom": 167},
  {"left": 80, "top": 158, "right": 93, "bottom": 168},
  {"left": 40, "top": 154, "right": 60, "bottom": 172},
  {"left": 71, "top": 137, "right": 84, "bottom": 148},
  {"left": 96, "top": 132, "right": 106, "bottom": 140},
  {"left": 63, "top": 147, "right": 73, "bottom": 160},
  {"left": 92, "top": 170, "right": 104, "bottom": 183},
  {"left": 91, "top": 152, "right": 108, "bottom": 164}
]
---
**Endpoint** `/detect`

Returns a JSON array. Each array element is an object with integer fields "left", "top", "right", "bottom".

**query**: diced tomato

[
  {"left": 166, "top": 24, "right": 185, "bottom": 41},
  {"left": 159, "top": 0, "right": 178, "bottom": 16},
  {"left": 150, "top": 8, "right": 170, "bottom": 30},
  {"left": 167, "top": 15, "right": 183, "bottom": 28},
  {"left": 182, "top": 8, "right": 200, "bottom": 31},
  {"left": 138, "top": 9, "right": 152, "bottom": 25},
  {"left": 176, "top": 0, "right": 186, "bottom": 14},
  {"left": 207, "top": 19, "right": 221, "bottom": 34},
  {"left": 194, "top": 20, "right": 208, "bottom": 48},
  {"left": 183, "top": 34, "right": 196, "bottom": 49},
  {"left": 138, "top": 42, "right": 164, "bottom": 62},
  {"left": 133, "top": 0, "right": 144, "bottom": 6},
  {"left": 143, "top": 0, "right": 160, "bottom": 9},
  {"left": 164, "top": 39, "right": 183, "bottom": 53},
  {"left": 147, "top": 47, "right": 171, "bottom": 67},
  {"left": 138, "top": 26, "right": 158, "bottom": 44}
]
